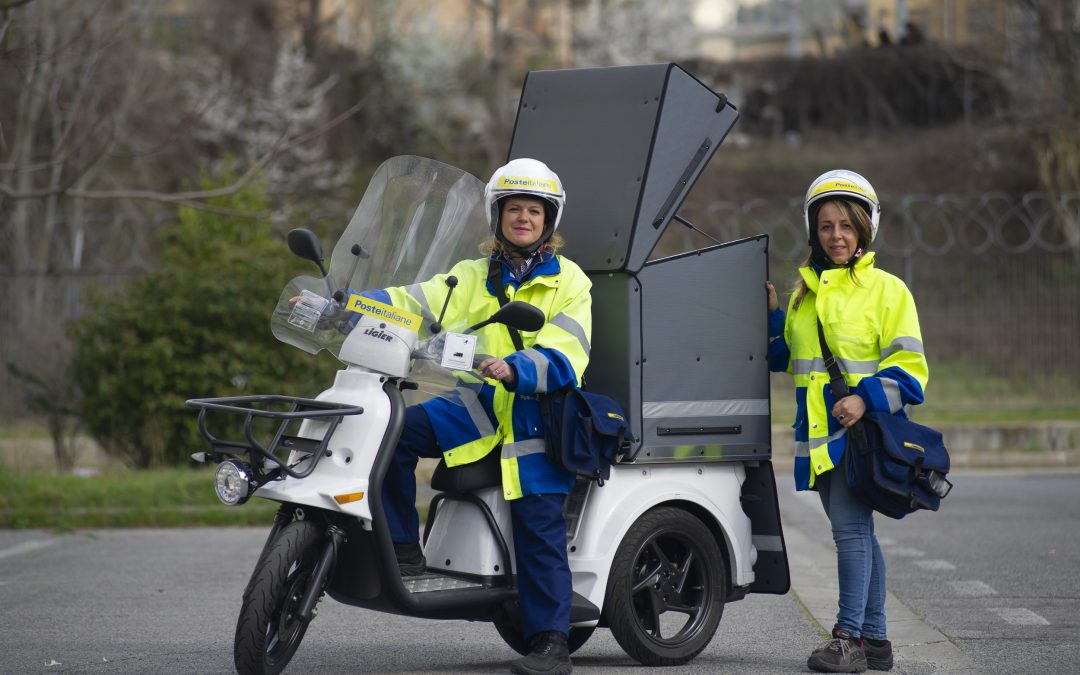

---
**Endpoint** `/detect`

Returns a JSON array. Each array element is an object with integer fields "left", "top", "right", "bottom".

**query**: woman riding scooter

[{"left": 375, "top": 158, "right": 592, "bottom": 675}]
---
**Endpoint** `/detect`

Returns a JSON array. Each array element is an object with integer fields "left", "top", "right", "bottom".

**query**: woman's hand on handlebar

[{"left": 478, "top": 357, "right": 516, "bottom": 387}]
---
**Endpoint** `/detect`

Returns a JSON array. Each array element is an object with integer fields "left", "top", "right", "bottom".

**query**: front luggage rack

[{"left": 186, "top": 395, "right": 364, "bottom": 479}]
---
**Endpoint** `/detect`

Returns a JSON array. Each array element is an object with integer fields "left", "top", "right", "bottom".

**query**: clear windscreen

[{"left": 270, "top": 156, "right": 495, "bottom": 401}]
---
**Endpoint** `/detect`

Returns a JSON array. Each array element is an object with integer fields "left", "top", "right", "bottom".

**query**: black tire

[
  {"left": 493, "top": 615, "right": 595, "bottom": 655},
  {"left": 234, "top": 519, "right": 324, "bottom": 675},
  {"left": 603, "top": 507, "right": 726, "bottom": 666}
]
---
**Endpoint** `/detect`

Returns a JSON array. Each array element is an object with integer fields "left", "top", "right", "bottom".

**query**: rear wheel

[
  {"left": 234, "top": 519, "right": 323, "bottom": 675},
  {"left": 603, "top": 507, "right": 726, "bottom": 666}
]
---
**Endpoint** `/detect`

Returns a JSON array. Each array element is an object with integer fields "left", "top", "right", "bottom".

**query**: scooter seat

[{"left": 430, "top": 446, "right": 502, "bottom": 492}]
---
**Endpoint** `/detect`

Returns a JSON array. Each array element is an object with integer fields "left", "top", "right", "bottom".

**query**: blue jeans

[{"left": 816, "top": 470, "right": 887, "bottom": 640}]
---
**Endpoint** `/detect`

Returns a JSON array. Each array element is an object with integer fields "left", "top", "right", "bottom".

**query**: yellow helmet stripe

[
  {"left": 808, "top": 179, "right": 877, "bottom": 204},
  {"left": 495, "top": 176, "right": 560, "bottom": 193}
]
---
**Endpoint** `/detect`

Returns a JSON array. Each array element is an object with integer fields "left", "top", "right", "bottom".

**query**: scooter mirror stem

[
  {"left": 342, "top": 243, "right": 367, "bottom": 293},
  {"left": 430, "top": 276, "right": 459, "bottom": 335}
]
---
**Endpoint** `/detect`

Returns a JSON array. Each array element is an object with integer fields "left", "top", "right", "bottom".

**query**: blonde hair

[{"left": 791, "top": 199, "right": 873, "bottom": 310}]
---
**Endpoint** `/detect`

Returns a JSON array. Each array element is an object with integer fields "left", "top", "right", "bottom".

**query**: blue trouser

[
  {"left": 382, "top": 404, "right": 572, "bottom": 640},
  {"left": 816, "top": 469, "right": 887, "bottom": 640}
]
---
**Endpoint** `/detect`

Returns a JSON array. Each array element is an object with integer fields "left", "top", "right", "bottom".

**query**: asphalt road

[{"left": 0, "top": 469, "right": 1077, "bottom": 674}]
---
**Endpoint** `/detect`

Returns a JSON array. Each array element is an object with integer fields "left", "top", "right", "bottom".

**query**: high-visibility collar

[
  {"left": 486, "top": 251, "right": 561, "bottom": 296},
  {"left": 800, "top": 251, "right": 876, "bottom": 293}
]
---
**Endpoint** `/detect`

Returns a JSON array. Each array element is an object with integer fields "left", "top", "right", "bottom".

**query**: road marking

[
  {"left": 0, "top": 539, "right": 58, "bottom": 561},
  {"left": 990, "top": 607, "right": 1050, "bottom": 625},
  {"left": 915, "top": 559, "right": 956, "bottom": 571},
  {"left": 947, "top": 580, "right": 998, "bottom": 596}
]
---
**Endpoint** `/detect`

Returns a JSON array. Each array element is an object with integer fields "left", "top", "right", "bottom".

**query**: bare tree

[
  {"left": 0, "top": 0, "right": 364, "bottom": 469},
  {"left": 1014, "top": 0, "right": 1080, "bottom": 250}
]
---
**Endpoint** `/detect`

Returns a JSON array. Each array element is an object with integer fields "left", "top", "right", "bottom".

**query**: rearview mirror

[
  {"left": 490, "top": 301, "right": 545, "bottom": 332},
  {"left": 287, "top": 228, "right": 329, "bottom": 278},
  {"left": 467, "top": 300, "right": 546, "bottom": 334}
]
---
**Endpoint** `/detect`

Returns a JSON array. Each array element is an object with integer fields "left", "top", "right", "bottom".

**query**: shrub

[{"left": 70, "top": 177, "right": 340, "bottom": 467}]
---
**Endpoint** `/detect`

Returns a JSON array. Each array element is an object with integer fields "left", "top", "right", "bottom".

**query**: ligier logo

[
  {"left": 363, "top": 327, "right": 393, "bottom": 343},
  {"left": 496, "top": 176, "right": 559, "bottom": 193}
]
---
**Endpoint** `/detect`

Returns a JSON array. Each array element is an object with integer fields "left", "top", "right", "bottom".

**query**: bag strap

[
  {"left": 816, "top": 318, "right": 850, "bottom": 398},
  {"left": 487, "top": 256, "right": 525, "bottom": 351},
  {"left": 817, "top": 316, "right": 870, "bottom": 451}
]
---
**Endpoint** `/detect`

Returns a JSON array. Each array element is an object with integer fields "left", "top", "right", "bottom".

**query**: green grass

[
  {"left": 0, "top": 467, "right": 281, "bottom": 530},
  {"left": 768, "top": 367, "right": 1080, "bottom": 425}
]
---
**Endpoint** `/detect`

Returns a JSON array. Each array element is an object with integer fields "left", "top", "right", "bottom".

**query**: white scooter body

[
  {"left": 187, "top": 155, "right": 788, "bottom": 674},
  {"left": 254, "top": 364, "right": 757, "bottom": 621}
]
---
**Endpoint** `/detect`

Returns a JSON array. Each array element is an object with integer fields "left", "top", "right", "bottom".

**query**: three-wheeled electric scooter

[{"left": 188, "top": 63, "right": 789, "bottom": 675}]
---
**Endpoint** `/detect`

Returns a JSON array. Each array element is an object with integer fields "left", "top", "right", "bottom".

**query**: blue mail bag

[
  {"left": 843, "top": 410, "right": 953, "bottom": 520},
  {"left": 541, "top": 387, "right": 631, "bottom": 485}
]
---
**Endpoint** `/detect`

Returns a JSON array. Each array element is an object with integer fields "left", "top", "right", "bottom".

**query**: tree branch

[
  {"left": 0, "top": 99, "right": 365, "bottom": 211},
  {"left": 0, "top": 0, "right": 37, "bottom": 11}
]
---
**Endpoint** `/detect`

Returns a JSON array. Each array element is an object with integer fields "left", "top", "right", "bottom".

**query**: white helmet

[
  {"left": 484, "top": 158, "right": 566, "bottom": 237},
  {"left": 803, "top": 169, "right": 881, "bottom": 244}
]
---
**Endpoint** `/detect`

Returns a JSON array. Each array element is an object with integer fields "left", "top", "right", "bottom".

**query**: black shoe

[
  {"left": 510, "top": 631, "right": 572, "bottom": 675},
  {"left": 863, "top": 638, "right": 893, "bottom": 671},
  {"left": 807, "top": 628, "right": 867, "bottom": 673},
  {"left": 393, "top": 542, "right": 426, "bottom": 577}
]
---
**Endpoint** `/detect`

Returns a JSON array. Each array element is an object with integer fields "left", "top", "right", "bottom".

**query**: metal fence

[
  {"left": 2, "top": 193, "right": 1079, "bottom": 416},
  {"left": 670, "top": 192, "right": 1080, "bottom": 411}
]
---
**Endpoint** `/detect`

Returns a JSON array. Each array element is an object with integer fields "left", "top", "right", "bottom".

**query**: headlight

[{"left": 214, "top": 459, "right": 252, "bottom": 506}]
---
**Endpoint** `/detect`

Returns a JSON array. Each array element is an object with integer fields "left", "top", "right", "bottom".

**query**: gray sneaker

[
  {"left": 863, "top": 638, "right": 893, "bottom": 670},
  {"left": 510, "top": 631, "right": 572, "bottom": 675},
  {"left": 807, "top": 628, "right": 868, "bottom": 673}
]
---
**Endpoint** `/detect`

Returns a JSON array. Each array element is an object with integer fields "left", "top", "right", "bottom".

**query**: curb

[
  {"left": 778, "top": 487, "right": 981, "bottom": 674},
  {"left": 770, "top": 424, "right": 1080, "bottom": 469}
]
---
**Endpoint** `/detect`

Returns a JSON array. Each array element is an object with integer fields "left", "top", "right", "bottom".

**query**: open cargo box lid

[
  {"left": 507, "top": 63, "right": 739, "bottom": 273},
  {"left": 506, "top": 63, "right": 771, "bottom": 463}
]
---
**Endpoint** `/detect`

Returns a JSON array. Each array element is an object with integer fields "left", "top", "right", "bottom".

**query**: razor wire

[
  {"left": 679, "top": 191, "right": 1080, "bottom": 261},
  {"left": 1, "top": 191, "right": 1078, "bottom": 416},
  {"left": 1, "top": 192, "right": 1078, "bottom": 277}
]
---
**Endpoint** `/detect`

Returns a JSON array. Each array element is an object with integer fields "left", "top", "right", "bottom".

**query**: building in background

[
  {"left": 693, "top": 0, "right": 868, "bottom": 62},
  {"left": 866, "top": 0, "right": 1010, "bottom": 60}
]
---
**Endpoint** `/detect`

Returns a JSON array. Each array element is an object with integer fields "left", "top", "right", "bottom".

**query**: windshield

[{"left": 270, "top": 156, "right": 495, "bottom": 394}]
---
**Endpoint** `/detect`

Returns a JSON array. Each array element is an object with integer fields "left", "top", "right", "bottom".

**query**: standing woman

[{"left": 766, "top": 170, "right": 928, "bottom": 673}]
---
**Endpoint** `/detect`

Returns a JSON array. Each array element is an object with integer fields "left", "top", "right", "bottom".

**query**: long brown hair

[{"left": 791, "top": 199, "right": 874, "bottom": 310}]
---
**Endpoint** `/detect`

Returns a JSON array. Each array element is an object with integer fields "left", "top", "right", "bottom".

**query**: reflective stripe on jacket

[
  {"left": 379, "top": 252, "right": 592, "bottom": 500},
  {"left": 767, "top": 252, "right": 928, "bottom": 491}
]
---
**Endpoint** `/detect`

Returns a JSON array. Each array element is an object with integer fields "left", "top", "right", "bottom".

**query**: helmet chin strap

[
  {"left": 809, "top": 236, "right": 866, "bottom": 269},
  {"left": 496, "top": 222, "right": 554, "bottom": 256}
]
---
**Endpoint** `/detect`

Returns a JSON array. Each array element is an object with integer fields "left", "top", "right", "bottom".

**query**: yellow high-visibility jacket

[
  {"left": 768, "top": 253, "right": 928, "bottom": 490},
  {"left": 381, "top": 251, "right": 592, "bottom": 499}
]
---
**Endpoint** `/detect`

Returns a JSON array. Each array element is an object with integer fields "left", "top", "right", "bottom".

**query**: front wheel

[
  {"left": 603, "top": 507, "right": 726, "bottom": 666},
  {"left": 234, "top": 519, "right": 324, "bottom": 675}
]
